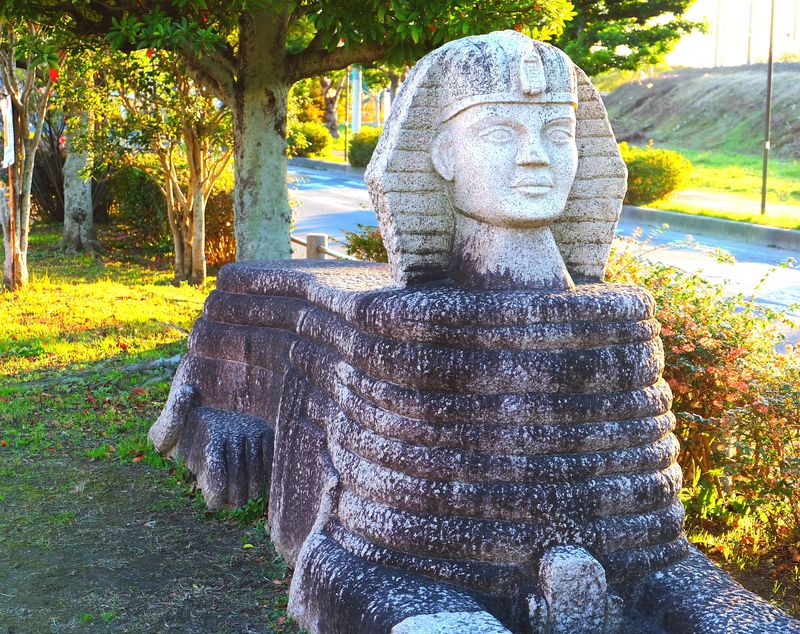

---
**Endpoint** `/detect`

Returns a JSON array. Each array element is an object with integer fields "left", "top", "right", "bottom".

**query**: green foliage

[
  {"left": 348, "top": 127, "right": 382, "bottom": 167},
  {"left": 289, "top": 78, "right": 324, "bottom": 124},
  {"left": 204, "top": 171, "right": 236, "bottom": 268},
  {"left": 288, "top": 121, "right": 333, "bottom": 158},
  {"left": 18, "top": 0, "right": 574, "bottom": 89},
  {"left": 556, "top": 0, "right": 702, "bottom": 76},
  {"left": 342, "top": 224, "right": 388, "bottom": 262},
  {"left": 620, "top": 142, "right": 691, "bottom": 205},
  {"left": 607, "top": 240, "right": 800, "bottom": 562},
  {"left": 109, "top": 166, "right": 168, "bottom": 249}
]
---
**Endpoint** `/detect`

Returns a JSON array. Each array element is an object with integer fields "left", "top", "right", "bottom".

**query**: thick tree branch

[
  {"left": 287, "top": 42, "right": 388, "bottom": 84},
  {"left": 181, "top": 45, "right": 235, "bottom": 105}
]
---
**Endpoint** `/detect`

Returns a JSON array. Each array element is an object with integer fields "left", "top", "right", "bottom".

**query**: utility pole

[
  {"left": 350, "top": 66, "right": 362, "bottom": 133},
  {"left": 794, "top": 0, "right": 799, "bottom": 51},
  {"left": 747, "top": 0, "right": 755, "bottom": 65},
  {"left": 714, "top": 0, "right": 722, "bottom": 67},
  {"left": 344, "top": 66, "right": 349, "bottom": 164},
  {"left": 761, "top": 0, "right": 777, "bottom": 215}
]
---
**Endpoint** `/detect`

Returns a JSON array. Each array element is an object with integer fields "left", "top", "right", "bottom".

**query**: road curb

[
  {"left": 621, "top": 205, "right": 800, "bottom": 252},
  {"left": 289, "top": 157, "right": 366, "bottom": 177}
]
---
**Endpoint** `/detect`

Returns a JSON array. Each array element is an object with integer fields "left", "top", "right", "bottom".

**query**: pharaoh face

[{"left": 431, "top": 102, "right": 578, "bottom": 228}]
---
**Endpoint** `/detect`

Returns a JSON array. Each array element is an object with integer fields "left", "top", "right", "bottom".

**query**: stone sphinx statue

[{"left": 149, "top": 31, "right": 800, "bottom": 634}]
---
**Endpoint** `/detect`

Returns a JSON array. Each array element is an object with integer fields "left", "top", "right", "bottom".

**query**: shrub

[
  {"left": 205, "top": 171, "right": 236, "bottom": 268},
  {"left": 607, "top": 239, "right": 800, "bottom": 561},
  {"left": 109, "top": 165, "right": 168, "bottom": 248},
  {"left": 342, "top": 224, "right": 388, "bottom": 262},
  {"left": 348, "top": 126, "right": 382, "bottom": 167},
  {"left": 619, "top": 142, "right": 692, "bottom": 205},
  {"left": 288, "top": 121, "right": 332, "bottom": 158}
]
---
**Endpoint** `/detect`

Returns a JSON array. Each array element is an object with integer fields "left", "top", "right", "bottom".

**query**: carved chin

[{"left": 455, "top": 202, "right": 568, "bottom": 229}]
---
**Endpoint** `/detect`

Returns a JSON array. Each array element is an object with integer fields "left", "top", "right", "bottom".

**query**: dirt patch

[{"left": 0, "top": 455, "right": 300, "bottom": 633}]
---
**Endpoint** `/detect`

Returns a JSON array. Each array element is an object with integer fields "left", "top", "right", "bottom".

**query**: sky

[{"left": 667, "top": 0, "right": 800, "bottom": 67}]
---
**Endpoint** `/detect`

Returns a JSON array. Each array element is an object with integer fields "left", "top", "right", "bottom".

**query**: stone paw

[
  {"left": 148, "top": 383, "right": 199, "bottom": 453},
  {"left": 175, "top": 406, "right": 275, "bottom": 510}
]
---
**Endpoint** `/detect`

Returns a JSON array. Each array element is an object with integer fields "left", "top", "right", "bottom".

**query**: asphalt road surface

[{"left": 290, "top": 164, "right": 799, "bottom": 341}]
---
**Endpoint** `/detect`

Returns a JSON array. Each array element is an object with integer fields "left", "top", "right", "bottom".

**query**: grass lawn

[
  {"left": 650, "top": 149, "right": 800, "bottom": 230},
  {"left": 0, "top": 224, "right": 300, "bottom": 632}
]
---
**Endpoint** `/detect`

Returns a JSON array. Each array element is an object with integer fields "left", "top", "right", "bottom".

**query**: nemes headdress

[{"left": 365, "top": 31, "right": 627, "bottom": 286}]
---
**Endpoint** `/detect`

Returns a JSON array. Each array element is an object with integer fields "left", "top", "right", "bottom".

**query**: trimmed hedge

[
  {"left": 288, "top": 121, "right": 333, "bottom": 158},
  {"left": 348, "top": 126, "right": 382, "bottom": 167}
]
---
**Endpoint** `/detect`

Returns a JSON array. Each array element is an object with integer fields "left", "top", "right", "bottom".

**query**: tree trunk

[
  {"left": 62, "top": 119, "right": 98, "bottom": 253},
  {"left": 324, "top": 93, "right": 339, "bottom": 138},
  {"left": 190, "top": 184, "right": 206, "bottom": 285},
  {"left": 1, "top": 186, "right": 26, "bottom": 289},
  {"left": 233, "top": 10, "right": 292, "bottom": 262},
  {"left": 320, "top": 75, "right": 344, "bottom": 138},
  {"left": 184, "top": 126, "right": 206, "bottom": 286},
  {"left": 388, "top": 72, "right": 400, "bottom": 101},
  {"left": 164, "top": 176, "right": 185, "bottom": 283}
]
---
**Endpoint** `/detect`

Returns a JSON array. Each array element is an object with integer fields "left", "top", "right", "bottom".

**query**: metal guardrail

[{"left": 291, "top": 233, "right": 360, "bottom": 261}]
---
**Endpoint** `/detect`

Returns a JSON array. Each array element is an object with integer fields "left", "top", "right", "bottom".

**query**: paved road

[{"left": 290, "top": 165, "right": 799, "bottom": 340}]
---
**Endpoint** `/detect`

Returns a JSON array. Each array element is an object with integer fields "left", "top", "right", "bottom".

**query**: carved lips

[{"left": 511, "top": 173, "right": 554, "bottom": 197}]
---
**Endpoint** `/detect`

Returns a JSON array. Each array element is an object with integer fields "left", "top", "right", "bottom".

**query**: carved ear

[{"left": 430, "top": 130, "right": 454, "bottom": 182}]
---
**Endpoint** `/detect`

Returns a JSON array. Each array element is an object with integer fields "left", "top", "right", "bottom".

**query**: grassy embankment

[
  {"left": 649, "top": 149, "right": 800, "bottom": 230},
  {"left": 0, "top": 225, "right": 299, "bottom": 632},
  {"left": 603, "top": 64, "right": 800, "bottom": 230}
]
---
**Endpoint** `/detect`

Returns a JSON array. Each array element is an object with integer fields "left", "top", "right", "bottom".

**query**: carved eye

[
  {"left": 547, "top": 126, "right": 574, "bottom": 145},
  {"left": 480, "top": 126, "right": 515, "bottom": 144}
]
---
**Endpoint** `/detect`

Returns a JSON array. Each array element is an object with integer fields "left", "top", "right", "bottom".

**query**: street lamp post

[{"left": 760, "top": 0, "right": 777, "bottom": 216}]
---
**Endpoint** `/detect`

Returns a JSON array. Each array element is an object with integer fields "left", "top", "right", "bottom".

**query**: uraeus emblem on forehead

[
  {"left": 520, "top": 49, "right": 546, "bottom": 96},
  {"left": 438, "top": 39, "right": 578, "bottom": 124}
]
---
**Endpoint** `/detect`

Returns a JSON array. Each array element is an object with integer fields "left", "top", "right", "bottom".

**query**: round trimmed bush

[
  {"left": 289, "top": 121, "right": 333, "bottom": 158},
  {"left": 619, "top": 142, "right": 692, "bottom": 206},
  {"left": 348, "top": 126, "right": 382, "bottom": 167}
]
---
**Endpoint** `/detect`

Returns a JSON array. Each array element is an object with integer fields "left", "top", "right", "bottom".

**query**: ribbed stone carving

[{"left": 149, "top": 29, "right": 800, "bottom": 634}]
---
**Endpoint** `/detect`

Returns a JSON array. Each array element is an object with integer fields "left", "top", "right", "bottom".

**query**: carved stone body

[{"left": 150, "top": 31, "right": 800, "bottom": 634}]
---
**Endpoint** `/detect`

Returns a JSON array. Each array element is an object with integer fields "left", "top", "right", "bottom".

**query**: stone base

[{"left": 149, "top": 260, "right": 800, "bottom": 633}]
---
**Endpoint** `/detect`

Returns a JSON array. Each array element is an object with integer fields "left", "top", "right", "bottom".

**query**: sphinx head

[
  {"left": 365, "top": 31, "right": 627, "bottom": 288},
  {"left": 430, "top": 40, "right": 579, "bottom": 230}
]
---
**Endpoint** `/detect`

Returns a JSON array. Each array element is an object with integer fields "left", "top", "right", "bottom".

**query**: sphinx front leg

[
  {"left": 288, "top": 529, "right": 512, "bottom": 634},
  {"left": 148, "top": 365, "right": 275, "bottom": 510}
]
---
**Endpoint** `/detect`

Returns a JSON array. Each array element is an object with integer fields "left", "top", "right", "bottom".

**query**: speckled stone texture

[
  {"left": 148, "top": 28, "right": 800, "bottom": 634},
  {"left": 151, "top": 259, "right": 800, "bottom": 633},
  {"left": 365, "top": 31, "right": 626, "bottom": 288}
]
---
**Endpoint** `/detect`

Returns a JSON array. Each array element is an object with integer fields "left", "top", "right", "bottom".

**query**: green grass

[
  {"left": 676, "top": 149, "right": 800, "bottom": 204},
  {"left": 648, "top": 200, "right": 800, "bottom": 230},
  {"left": 647, "top": 148, "right": 800, "bottom": 230},
  {"left": 0, "top": 224, "right": 300, "bottom": 632}
]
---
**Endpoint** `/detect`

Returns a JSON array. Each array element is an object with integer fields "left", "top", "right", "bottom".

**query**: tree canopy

[{"left": 556, "top": 0, "right": 702, "bottom": 76}]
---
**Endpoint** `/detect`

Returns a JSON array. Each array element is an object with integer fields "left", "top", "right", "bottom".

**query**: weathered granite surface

[
  {"left": 151, "top": 260, "right": 800, "bottom": 632},
  {"left": 149, "top": 30, "right": 800, "bottom": 634}
]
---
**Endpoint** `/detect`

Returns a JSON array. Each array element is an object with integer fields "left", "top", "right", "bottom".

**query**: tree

[
  {"left": 15, "top": 0, "right": 574, "bottom": 262},
  {"left": 0, "top": 19, "right": 57, "bottom": 290},
  {"left": 63, "top": 49, "right": 231, "bottom": 285},
  {"left": 319, "top": 71, "right": 345, "bottom": 137},
  {"left": 555, "top": 0, "right": 702, "bottom": 77},
  {"left": 62, "top": 110, "right": 100, "bottom": 254}
]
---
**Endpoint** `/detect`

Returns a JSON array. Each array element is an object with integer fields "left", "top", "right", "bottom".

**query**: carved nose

[{"left": 516, "top": 138, "right": 549, "bottom": 167}]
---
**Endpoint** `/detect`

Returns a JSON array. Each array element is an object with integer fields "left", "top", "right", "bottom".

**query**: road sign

[{"left": 1, "top": 95, "right": 14, "bottom": 168}]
